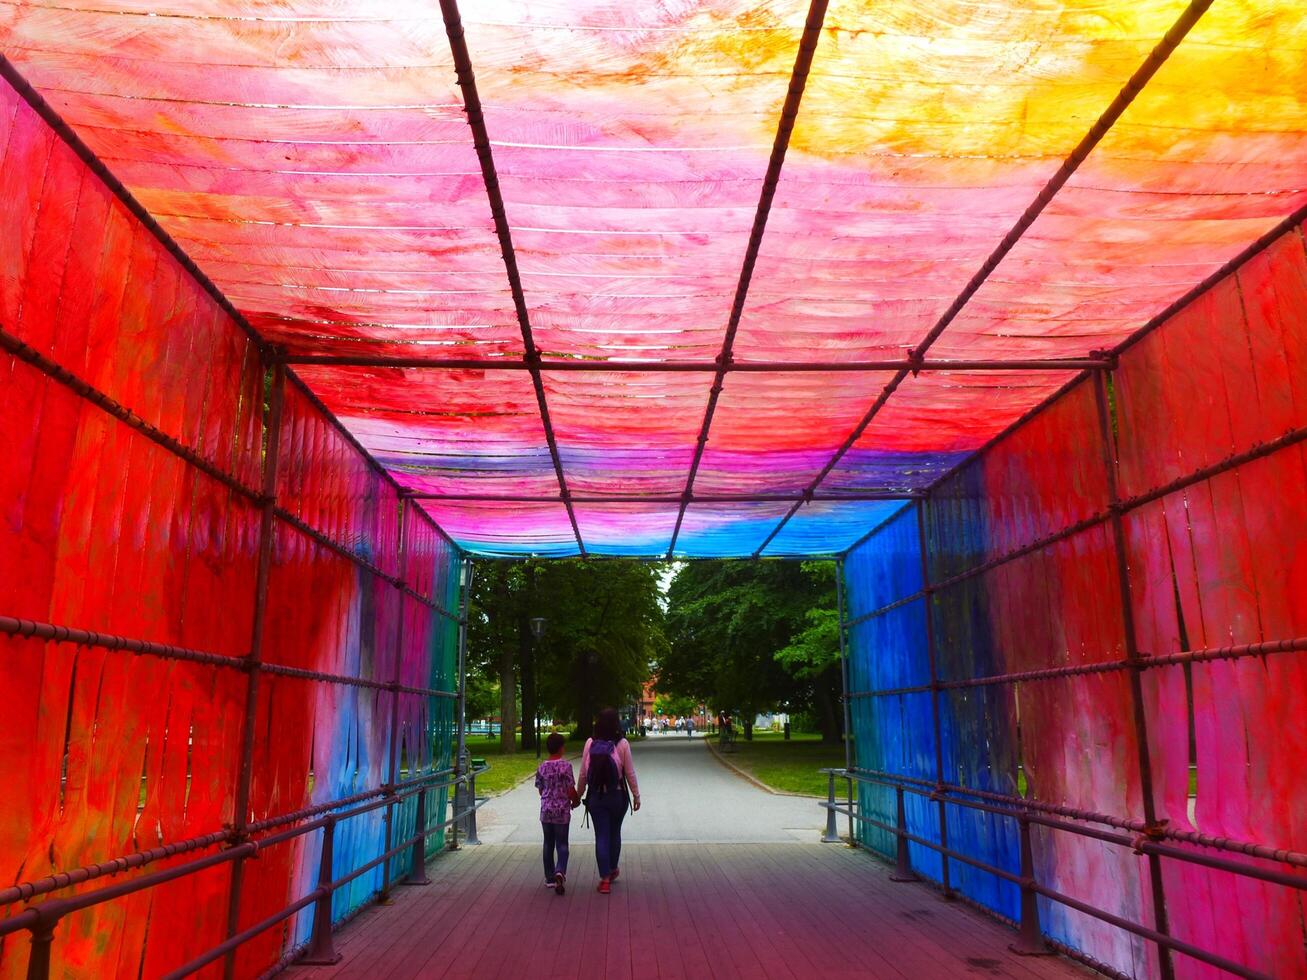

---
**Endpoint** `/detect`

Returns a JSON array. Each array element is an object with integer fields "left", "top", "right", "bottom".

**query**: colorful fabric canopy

[{"left": 2, "top": 0, "right": 1304, "bottom": 557}]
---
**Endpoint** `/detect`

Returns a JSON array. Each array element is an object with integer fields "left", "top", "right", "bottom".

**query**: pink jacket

[{"left": 576, "top": 737, "right": 640, "bottom": 799}]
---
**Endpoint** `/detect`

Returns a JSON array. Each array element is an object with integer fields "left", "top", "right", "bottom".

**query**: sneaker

[
  {"left": 545, "top": 880, "right": 555, "bottom": 888},
  {"left": 597, "top": 878, "right": 611, "bottom": 895},
  {"left": 554, "top": 872, "right": 566, "bottom": 895}
]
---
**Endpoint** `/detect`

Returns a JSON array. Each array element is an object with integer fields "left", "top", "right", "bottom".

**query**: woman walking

[{"left": 577, "top": 707, "right": 641, "bottom": 894}]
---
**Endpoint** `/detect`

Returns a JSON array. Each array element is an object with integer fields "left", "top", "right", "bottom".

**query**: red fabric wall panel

[
  {"left": 0, "top": 74, "right": 262, "bottom": 976},
  {"left": 1121, "top": 226, "right": 1307, "bottom": 979}
]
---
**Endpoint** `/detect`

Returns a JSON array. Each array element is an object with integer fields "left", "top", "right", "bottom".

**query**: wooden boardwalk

[{"left": 291, "top": 843, "right": 1090, "bottom": 980}]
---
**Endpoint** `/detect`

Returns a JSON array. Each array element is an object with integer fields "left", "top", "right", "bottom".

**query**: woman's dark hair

[
  {"left": 594, "top": 707, "right": 623, "bottom": 742},
  {"left": 545, "top": 732, "right": 566, "bottom": 754}
]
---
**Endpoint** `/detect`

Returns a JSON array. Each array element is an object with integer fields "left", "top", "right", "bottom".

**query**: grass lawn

[
  {"left": 462, "top": 733, "right": 583, "bottom": 796},
  {"left": 713, "top": 731, "right": 848, "bottom": 797}
]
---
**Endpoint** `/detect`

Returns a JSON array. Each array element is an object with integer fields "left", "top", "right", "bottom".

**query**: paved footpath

[{"left": 475, "top": 734, "right": 825, "bottom": 844}]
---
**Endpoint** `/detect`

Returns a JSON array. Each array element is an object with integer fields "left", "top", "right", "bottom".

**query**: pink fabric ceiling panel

[
  {"left": 732, "top": 0, "right": 1201, "bottom": 364},
  {"left": 827, "top": 370, "right": 1075, "bottom": 463},
  {"left": 572, "top": 503, "right": 681, "bottom": 558},
  {"left": 414, "top": 500, "right": 577, "bottom": 557},
  {"left": 694, "top": 371, "right": 886, "bottom": 494},
  {"left": 0, "top": 1, "right": 520, "bottom": 364},
  {"left": 296, "top": 366, "right": 562, "bottom": 499},
  {"left": 459, "top": 1, "right": 805, "bottom": 364},
  {"left": 543, "top": 371, "right": 709, "bottom": 496}
]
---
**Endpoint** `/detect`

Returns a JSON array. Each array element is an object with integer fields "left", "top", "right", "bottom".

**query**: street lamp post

[{"left": 530, "top": 617, "right": 547, "bottom": 758}]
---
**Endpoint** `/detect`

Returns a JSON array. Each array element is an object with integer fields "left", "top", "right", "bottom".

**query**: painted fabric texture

[
  {"left": 844, "top": 224, "right": 1307, "bottom": 979},
  {"left": 0, "top": 1, "right": 1303, "bottom": 555}
]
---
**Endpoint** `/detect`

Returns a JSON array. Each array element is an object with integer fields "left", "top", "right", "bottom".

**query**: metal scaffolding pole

[
  {"left": 451, "top": 559, "right": 474, "bottom": 846},
  {"left": 222, "top": 361, "right": 285, "bottom": 980},
  {"left": 915, "top": 500, "right": 953, "bottom": 899},
  {"left": 1093, "top": 370, "right": 1174, "bottom": 980},
  {"left": 379, "top": 499, "right": 409, "bottom": 900},
  {"left": 438, "top": 0, "right": 584, "bottom": 556},
  {"left": 835, "top": 558, "right": 855, "bottom": 845},
  {"left": 276, "top": 354, "right": 1113, "bottom": 374},
  {"left": 666, "top": 0, "right": 831, "bottom": 559}
]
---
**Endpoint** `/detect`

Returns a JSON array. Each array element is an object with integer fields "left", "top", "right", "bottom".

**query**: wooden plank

[
  {"left": 623, "top": 846, "right": 664, "bottom": 979},
  {"left": 706, "top": 842, "right": 813, "bottom": 978},
  {"left": 749, "top": 844, "right": 910, "bottom": 979},
  {"left": 436, "top": 845, "right": 541, "bottom": 979},
  {"left": 382, "top": 843, "right": 518, "bottom": 979},
  {"left": 815, "top": 845, "right": 1089, "bottom": 980},
  {"left": 684, "top": 843, "right": 775, "bottom": 978},
  {"left": 289, "top": 842, "right": 1093, "bottom": 980}
]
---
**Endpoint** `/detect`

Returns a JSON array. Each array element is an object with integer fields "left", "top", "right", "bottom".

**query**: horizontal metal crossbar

[
  {"left": 0, "top": 615, "right": 457, "bottom": 699},
  {"left": 278, "top": 354, "right": 1112, "bottom": 374},
  {"left": 0, "top": 764, "right": 472, "bottom": 908},
  {"left": 846, "top": 635, "right": 1307, "bottom": 697},
  {"left": 403, "top": 491, "right": 921, "bottom": 504}
]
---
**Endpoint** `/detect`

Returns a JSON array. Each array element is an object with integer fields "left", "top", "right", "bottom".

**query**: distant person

[
  {"left": 534, "top": 732, "right": 578, "bottom": 895},
  {"left": 578, "top": 707, "right": 641, "bottom": 894},
  {"left": 686, "top": 717, "right": 695, "bottom": 738}
]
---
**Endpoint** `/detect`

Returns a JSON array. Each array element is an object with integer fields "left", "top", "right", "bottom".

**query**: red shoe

[
  {"left": 597, "top": 878, "right": 611, "bottom": 894},
  {"left": 610, "top": 867, "right": 620, "bottom": 881},
  {"left": 554, "top": 872, "right": 566, "bottom": 895}
]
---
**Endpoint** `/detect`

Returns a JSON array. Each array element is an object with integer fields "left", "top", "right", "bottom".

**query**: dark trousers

[
  {"left": 542, "top": 821, "right": 570, "bottom": 880},
  {"left": 588, "top": 792, "right": 628, "bottom": 879}
]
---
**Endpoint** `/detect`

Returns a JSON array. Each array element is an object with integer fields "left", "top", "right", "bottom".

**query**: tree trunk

[
  {"left": 814, "top": 670, "right": 843, "bottom": 744},
  {"left": 743, "top": 719, "right": 753, "bottom": 741},
  {"left": 519, "top": 609, "right": 536, "bottom": 752},
  {"left": 499, "top": 637, "right": 517, "bottom": 754},
  {"left": 575, "top": 677, "right": 593, "bottom": 741}
]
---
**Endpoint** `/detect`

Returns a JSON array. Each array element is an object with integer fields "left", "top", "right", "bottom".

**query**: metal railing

[
  {"left": 0, "top": 764, "right": 488, "bottom": 979},
  {"left": 819, "top": 767, "right": 1303, "bottom": 980}
]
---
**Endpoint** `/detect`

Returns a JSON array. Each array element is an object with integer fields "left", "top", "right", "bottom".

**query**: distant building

[{"left": 639, "top": 678, "right": 657, "bottom": 720}]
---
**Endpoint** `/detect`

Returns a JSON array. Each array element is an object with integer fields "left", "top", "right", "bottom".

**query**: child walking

[{"left": 534, "top": 732, "right": 577, "bottom": 895}]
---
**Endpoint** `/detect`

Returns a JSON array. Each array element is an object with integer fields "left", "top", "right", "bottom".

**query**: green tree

[
  {"left": 467, "top": 559, "right": 666, "bottom": 746},
  {"left": 774, "top": 562, "right": 845, "bottom": 742},
  {"left": 662, "top": 560, "right": 844, "bottom": 742}
]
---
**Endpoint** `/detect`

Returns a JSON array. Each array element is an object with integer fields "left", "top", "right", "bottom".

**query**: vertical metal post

[
  {"left": 888, "top": 785, "right": 919, "bottom": 882},
  {"left": 835, "top": 558, "right": 855, "bottom": 846},
  {"left": 821, "top": 770, "right": 842, "bottom": 843},
  {"left": 916, "top": 500, "right": 953, "bottom": 899},
  {"left": 223, "top": 361, "right": 285, "bottom": 980},
  {"left": 380, "top": 500, "right": 409, "bottom": 901},
  {"left": 450, "top": 559, "right": 473, "bottom": 850},
  {"left": 403, "top": 787, "right": 432, "bottom": 886},
  {"left": 1009, "top": 814, "right": 1050, "bottom": 955},
  {"left": 24, "top": 906, "right": 60, "bottom": 980},
  {"left": 300, "top": 816, "right": 342, "bottom": 966},
  {"left": 1093, "top": 371, "right": 1175, "bottom": 980},
  {"left": 463, "top": 765, "right": 481, "bottom": 847}
]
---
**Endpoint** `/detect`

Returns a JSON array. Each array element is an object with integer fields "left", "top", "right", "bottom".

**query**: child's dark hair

[{"left": 545, "top": 732, "right": 565, "bottom": 754}]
